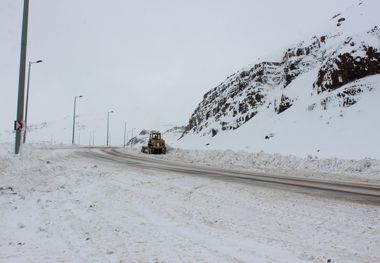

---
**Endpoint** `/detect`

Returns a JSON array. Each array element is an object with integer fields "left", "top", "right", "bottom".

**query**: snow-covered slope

[{"left": 178, "top": 0, "right": 380, "bottom": 159}]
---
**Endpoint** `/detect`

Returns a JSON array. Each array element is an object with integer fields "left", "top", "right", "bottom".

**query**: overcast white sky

[{"left": 0, "top": 0, "right": 356, "bottom": 141}]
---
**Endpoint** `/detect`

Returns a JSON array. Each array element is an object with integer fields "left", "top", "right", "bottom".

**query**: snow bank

[{"left": 144, "top": 147, "right": 380, "bottom": 183}]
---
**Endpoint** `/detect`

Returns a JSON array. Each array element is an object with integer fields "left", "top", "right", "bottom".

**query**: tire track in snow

[{"left": 79, "top": 148, "right": 380, "bottom": 204}]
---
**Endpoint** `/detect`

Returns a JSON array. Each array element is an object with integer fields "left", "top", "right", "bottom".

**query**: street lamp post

[
  {"left": 23, "top": 59, "right": 42, "bottom": 144},
  {"left": 72, "top": 95, "right": 83, "bottom": 144},
  {"left": 106, "top": 110, "right": 114, "bottom": 146},
  {"left": 15, "top": 0, "right": 30, "bottom": 154}
]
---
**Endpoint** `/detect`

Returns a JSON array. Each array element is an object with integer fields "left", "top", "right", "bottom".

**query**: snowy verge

[{"left": 127, "top": 147, "right": 380, "bottom": 184}]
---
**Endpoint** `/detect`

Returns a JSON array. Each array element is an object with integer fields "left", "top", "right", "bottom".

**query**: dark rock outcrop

[
  {"left": 314, "top": 26, "right": 380, "bottom": 93},
  {"left": 183, "top": 61, "right": 283, "bottom": 136},
  {"left": 276, "top": 95, "right": 293, "bottom": 114},
  {"left": 315, "top": 47, "right": 380, "bottom": 93}
]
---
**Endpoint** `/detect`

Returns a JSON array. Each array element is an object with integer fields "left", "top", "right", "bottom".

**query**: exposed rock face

[
  {"left": 319, "top": 77, "right": 374, "bottom": 110},
  {"left": 183, "top": 36, "right": 326, "bottom": 137},
  {"left": 184, "top": 37, "right": 327, "bottom": 137},
  {"left": 283, "top": 36, "right": 325, "bottom": 87},
  {"left": 186, "top": 61, "right": 281, "bottom": 136},
  {"left": 315, "top": 27, "right": 380, "bottom": 93},
  {"left": 275, "top": 95, "right": 293, "bottom": 114},
  {"left": 182, "top": 4, "right": 380, "bottom": 139}
]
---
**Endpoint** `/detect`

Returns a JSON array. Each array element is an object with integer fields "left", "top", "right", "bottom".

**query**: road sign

[{"left": 14, "top": 120, "right": 24, "bottom": 131}]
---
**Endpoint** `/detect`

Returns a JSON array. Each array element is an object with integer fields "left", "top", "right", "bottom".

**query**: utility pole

[
  {"left": 23, "top": 59, "right": 42, "bottom": 144},
  {"left": 72, "top": 95, "right": 83, "bottom": 144},
  {"left": 106, "top": 110, "right": 114, "bottom": 146},
  {"left": 15, "top": 0, "right": 30, "bottom": 154}
]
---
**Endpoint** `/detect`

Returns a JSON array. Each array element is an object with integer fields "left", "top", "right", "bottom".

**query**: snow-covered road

[
  {"left": 1, "top": 145, "right": 380, "bottom": 262},
  {"left": 82, "top": 148, "right": 380, "bottom": 201}
]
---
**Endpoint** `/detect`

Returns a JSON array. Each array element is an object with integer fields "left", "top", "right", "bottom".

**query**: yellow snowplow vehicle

[{"left": 141, "top": 131, "right": 166, "bottom": 154}]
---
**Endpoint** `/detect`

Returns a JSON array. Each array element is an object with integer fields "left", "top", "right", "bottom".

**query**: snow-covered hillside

[{"left": 178, "top": 0, "right": 380, "bottom": 159}]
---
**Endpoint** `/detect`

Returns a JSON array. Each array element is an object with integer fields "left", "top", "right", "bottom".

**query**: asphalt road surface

[{"left": 80, "top": 147, "right": 380, "bottom": 204}]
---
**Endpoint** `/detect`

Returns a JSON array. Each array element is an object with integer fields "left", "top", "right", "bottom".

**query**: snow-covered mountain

[{"left": 177, "top": 0, "right": 380, "bottom": 159}]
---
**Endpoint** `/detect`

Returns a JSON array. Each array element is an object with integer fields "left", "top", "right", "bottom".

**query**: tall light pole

[
  {"left": 15, "top": 0, "right": 30, "bottom": 154},
  {"left": 23, "top": 59, "right": 43, "bottom": 144},
  {"left": 106, "top": 110, "right": 114, "bottom": 146},
  {"left": 72, "top": 95, "right": 83, "bottom": 144}
]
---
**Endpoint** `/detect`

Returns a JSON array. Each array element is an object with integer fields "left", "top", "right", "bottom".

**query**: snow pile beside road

[{"left": 152, "top": 148, "right": 380, "bottom": 183}]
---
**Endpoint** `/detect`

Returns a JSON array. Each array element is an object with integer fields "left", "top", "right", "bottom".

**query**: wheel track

[{"left": 78, "top": 148, "right": 380, "bottom": 203}]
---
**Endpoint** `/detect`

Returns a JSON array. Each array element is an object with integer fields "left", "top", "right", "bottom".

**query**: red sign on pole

[{"left": 14, "top": 120, "right": 24, "bottom": 131}]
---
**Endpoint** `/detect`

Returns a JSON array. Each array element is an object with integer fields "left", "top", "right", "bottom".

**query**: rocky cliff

[{"left": 181, "top": 0, "right": 380, "bottom": 139}]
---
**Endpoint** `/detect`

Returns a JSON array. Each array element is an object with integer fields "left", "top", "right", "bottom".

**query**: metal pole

[
  {"left": 72, "top": 96, "right": 77, "bottom": 144},
  {"left": 23, "top": 60, "right": 42, "bottom": 144},
  {"left": 23, "top": 62, "right": 31, "bottom": 144},
  {"left": 106, "top": 112, "right": 109, "bottom": 146},
  {"left": 123, "top": 122, "right": 127, "bottom": 148},
  {"left": 72, "top": 95, "right": 82, "bottom": 144},
  {"left": 15, "top": 0, "right": 30, "bottom": 154},
  {"left": 106, "top": 110, "right": 113, "bottom": 146}
]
